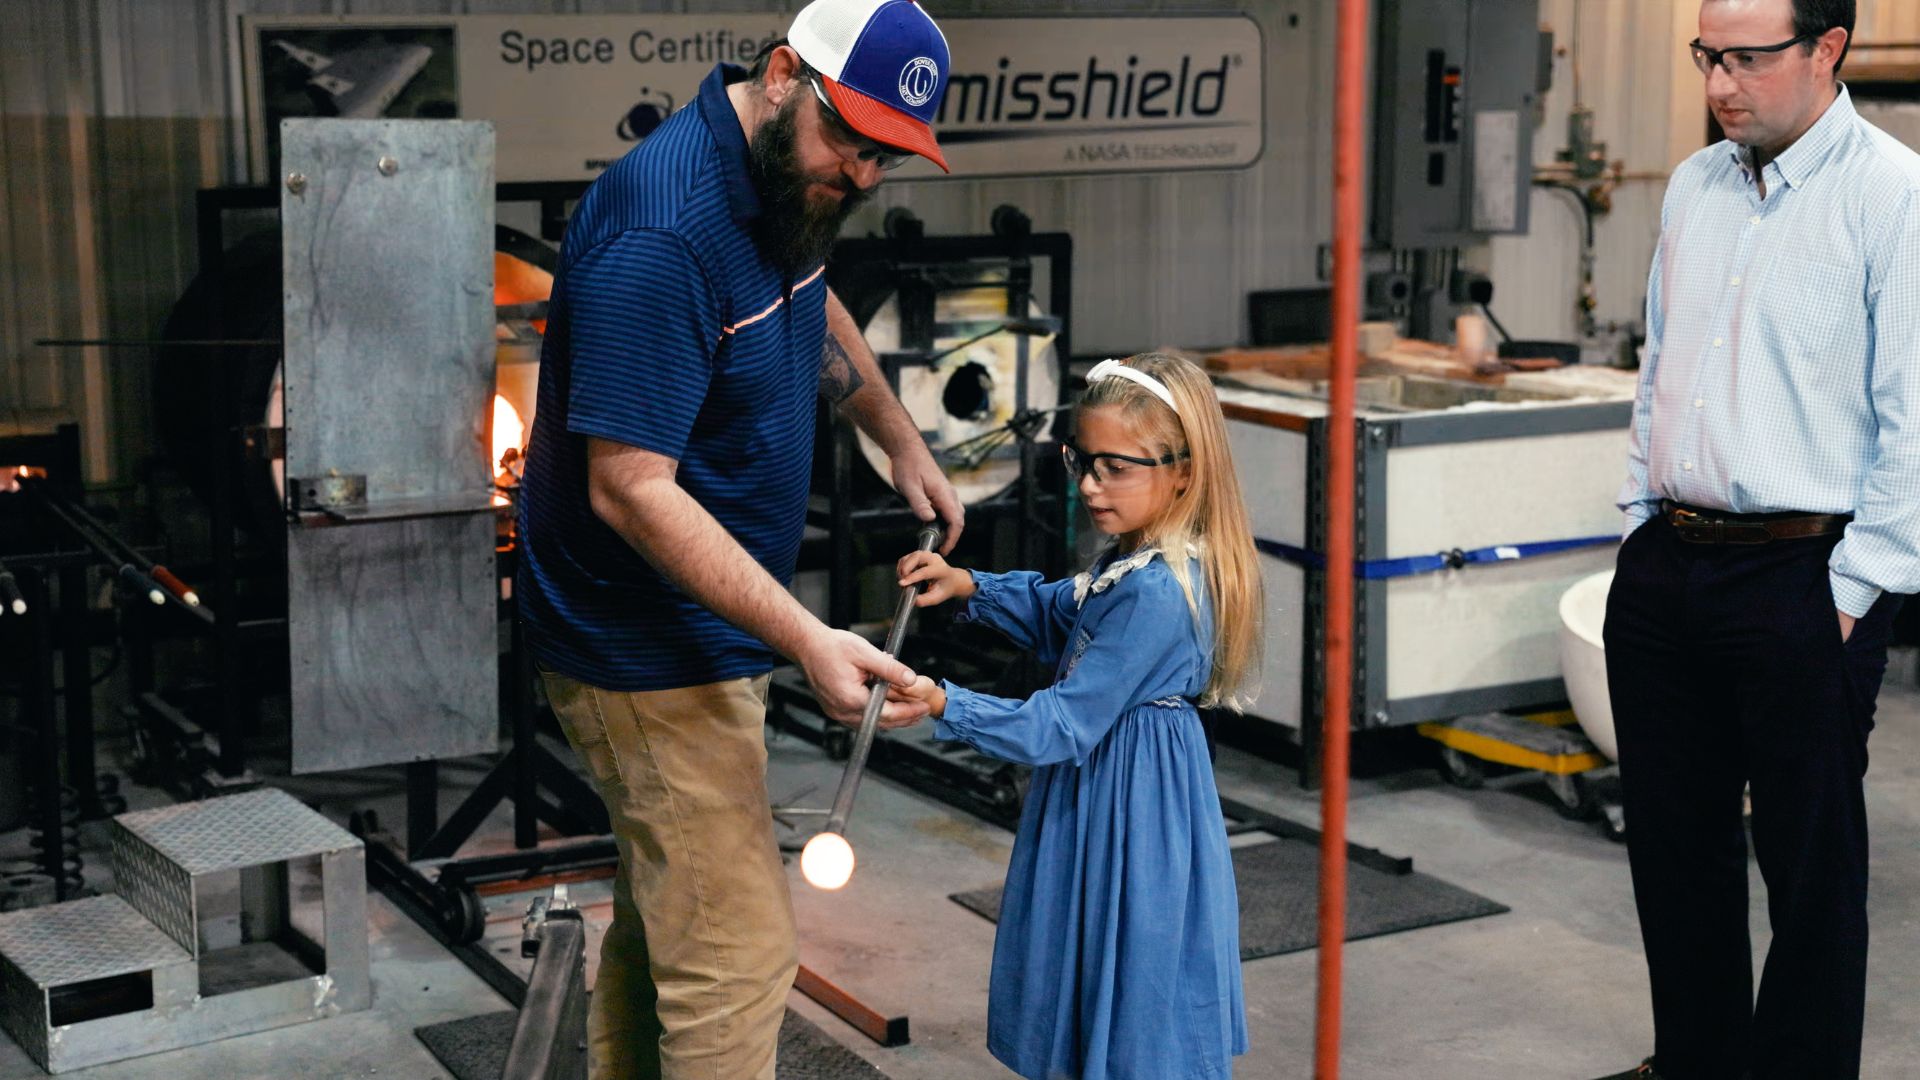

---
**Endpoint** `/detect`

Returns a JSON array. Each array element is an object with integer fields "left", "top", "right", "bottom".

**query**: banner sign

[{"left": 242, "top": 13, "right": 1264, "bottom": 183}]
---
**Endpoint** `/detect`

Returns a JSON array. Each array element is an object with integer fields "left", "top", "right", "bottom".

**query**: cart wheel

[
  {"left": 823, "top": 727, "right": 853, "bottom": 762},
  {"left": 1546, "top": 772, "right": 1599, "bottom": 821},
  {"left": 1438, "top": 746, "right": 1485, "bottom": 789},
  {"left": 440, "top": 885, "right": 487, "bottom": 945}
]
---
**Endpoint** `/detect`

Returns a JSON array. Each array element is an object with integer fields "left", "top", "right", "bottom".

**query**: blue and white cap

[{"left": 789, "top": 0, "right": 951, "bottom": 172}]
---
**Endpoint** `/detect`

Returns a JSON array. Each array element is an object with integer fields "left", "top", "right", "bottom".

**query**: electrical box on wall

[{"left": 1373, "top": 0, "right": 1542, "bottom": 248}]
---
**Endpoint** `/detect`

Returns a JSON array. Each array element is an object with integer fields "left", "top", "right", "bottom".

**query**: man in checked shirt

[{"left": 1595, "top": 2, "right": 1920, "bottom": 1079}]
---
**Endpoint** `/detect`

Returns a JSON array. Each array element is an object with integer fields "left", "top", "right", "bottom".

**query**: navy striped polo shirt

[{"left": 517, "top": 64, "right": 827, "bottom": 692}]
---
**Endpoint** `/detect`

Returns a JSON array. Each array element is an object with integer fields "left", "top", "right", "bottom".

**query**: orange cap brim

[{"left": 822, "top": 75, "right": 949, "bottom": 174}]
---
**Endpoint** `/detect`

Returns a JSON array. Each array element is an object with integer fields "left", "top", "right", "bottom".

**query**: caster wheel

[
  {"left": 440, "top": 885, "right": 487, "bottom": 945},
  {"left": 1438, "top": 746, "right": 1485, "bottom": 789},
  {"left": 1546, "top": 772, "right": 1599, "bottom": 821}
]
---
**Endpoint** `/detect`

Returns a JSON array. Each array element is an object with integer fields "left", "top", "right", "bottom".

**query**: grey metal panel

[
  {"left": 289, "top": 513, "right": 500, "bottom": 772},
  {"left": 320, "top": 847, "right": 372, "bottom": 1010},
  {"left": 1386, "top": 677, "right": 1569, "bottom": 726},
  {"left": 1360, "top": 419, "right": 1391, "bottom": 725},
  {"left": 1465, "top": 0, "right": 1539, "bottom": 237},
  {"left": 1383, "top": 429, "right": 1626, "bottom": 557},
  {"left": 1372, "top": 0, "right": 1542, "bottom": 248},
  {"left": 0, "top": 949, "right": 49, "bottom": 1075},
  {"left": 108, "top": 825, "right": 199, "bottom": 956},
  {"left": 280, "top": 119, "right": 495, "bottom": 500},
  {"left": 1386, "top": 400, "right": 1634, "bottom": 447},
  {"left": 44, "top": 974, "right": 356, "bottom": 1075},
  {"left": 280, "top": 117, "right": 499, "bottom": 773}
]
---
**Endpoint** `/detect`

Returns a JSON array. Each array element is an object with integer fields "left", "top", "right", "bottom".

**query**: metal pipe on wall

[{"left": 1316, "top": 0, "right": 1369, "bottom": 1074}]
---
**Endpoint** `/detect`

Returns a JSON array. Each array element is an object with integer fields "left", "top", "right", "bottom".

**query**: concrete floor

[{"left": 4, "top": 666, "right": 1919, "bottom": 1079}]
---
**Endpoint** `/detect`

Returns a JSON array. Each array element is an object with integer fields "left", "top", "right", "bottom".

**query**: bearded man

[{"left": 515, "top": 2, "right": 962, "bottom": 1076}]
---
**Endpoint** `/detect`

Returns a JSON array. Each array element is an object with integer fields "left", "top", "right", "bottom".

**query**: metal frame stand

[
  {"left": 175, "top": 179, "right": 618, "bottom": 955},
  {"left": 818, "top": 228, "right": 1076, "bottom": 629},
  {"left": 2, "top": 424, "right": 166, "bottom": 899},
  {"left": 354, "top": 567, "right": 614, "bottom": 951},
  {"left": 772, "top": 226, "right": 1077, "bottom": 821}
]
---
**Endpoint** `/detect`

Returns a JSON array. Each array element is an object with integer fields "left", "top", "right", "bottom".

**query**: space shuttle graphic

[{"left": 272, "top": 39, "right": 433, "bottom": 118}]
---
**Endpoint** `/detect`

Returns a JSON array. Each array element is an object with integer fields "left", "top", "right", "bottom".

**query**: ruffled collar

[{"left": 1072, "top": 542, "right": 1192, "bottom": 606}]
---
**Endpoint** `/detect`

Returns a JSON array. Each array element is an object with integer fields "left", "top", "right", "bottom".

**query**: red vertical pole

[{"left": 1316, "top": 0, "right": 1368, "bottom": 1075}]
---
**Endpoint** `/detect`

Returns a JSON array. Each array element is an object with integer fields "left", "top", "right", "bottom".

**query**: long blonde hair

[{"left": 1077, "top": 351, "right": 1263, "bottom": 711}]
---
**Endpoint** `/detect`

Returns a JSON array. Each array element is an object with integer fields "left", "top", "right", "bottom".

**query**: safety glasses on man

[
  {"left": 1688, "top": 34, "right": 1814, "bottom": 78},
  {"left": 805, "top": 72, "right": 914, "bottom": 170}
]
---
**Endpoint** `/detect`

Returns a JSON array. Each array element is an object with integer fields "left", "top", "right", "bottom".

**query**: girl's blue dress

[{"left": 933, "top": 546, "right": 1248, "bottom": 1080}]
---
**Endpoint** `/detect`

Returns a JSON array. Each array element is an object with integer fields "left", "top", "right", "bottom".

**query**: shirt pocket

[{"left": 1769, "top": 259, "right": 1867, "bottom": 361}]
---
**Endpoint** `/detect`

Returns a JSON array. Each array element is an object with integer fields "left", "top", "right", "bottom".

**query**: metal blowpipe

[{"left": 822, "top": 524, "right": 942, "bottom": 838}]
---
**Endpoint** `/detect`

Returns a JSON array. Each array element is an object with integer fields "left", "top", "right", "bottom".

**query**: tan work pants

[{"left": 542, "top": 670, "right": 796, "bottom": 1080}]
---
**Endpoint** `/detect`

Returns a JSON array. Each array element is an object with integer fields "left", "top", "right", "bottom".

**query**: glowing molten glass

[
  {"left": 492, "top": 394, "right": 525, "bottom": 476},
  {"left": 800, "top": 831, "right": 855, "bottom": 890}
]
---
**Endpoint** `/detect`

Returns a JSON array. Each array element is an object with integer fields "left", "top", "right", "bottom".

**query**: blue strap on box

[{"left": 1254, "top": 535, "right": 1617, "bottom": 580}]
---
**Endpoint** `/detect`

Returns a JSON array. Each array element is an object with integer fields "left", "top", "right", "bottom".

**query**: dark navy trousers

[{"left": 1604, "top": 513, "right": 1899, "bottom": 1080}]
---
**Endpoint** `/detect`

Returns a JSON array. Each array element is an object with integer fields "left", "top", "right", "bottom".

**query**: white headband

[{"left": 1086, "top": 359, "right": 1179, "bottom": 415}]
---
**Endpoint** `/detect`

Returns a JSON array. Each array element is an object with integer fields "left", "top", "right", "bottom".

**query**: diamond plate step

[
  {"left": 0, "top": 788, "right": 375, "bottom": 1072},
  {"left": 110, "top": 787, "right": 361, "bottom": 956},
  {"left": 0, "top": 896, "right": 195, "bottom": 1072}
]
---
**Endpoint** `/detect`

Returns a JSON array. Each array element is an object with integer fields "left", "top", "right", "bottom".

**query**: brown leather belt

[{"left": 1662, "top": 500, "right": 1851, "bottom": 544}]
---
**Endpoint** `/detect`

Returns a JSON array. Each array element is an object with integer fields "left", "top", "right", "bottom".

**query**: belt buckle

[{"left": 1668, "top": 505, "right": 1723, "bottom": 543}]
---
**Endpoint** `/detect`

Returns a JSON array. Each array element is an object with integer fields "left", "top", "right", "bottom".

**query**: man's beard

[{"left": 747, "top": 97, "right": 871, "bottom": 277}]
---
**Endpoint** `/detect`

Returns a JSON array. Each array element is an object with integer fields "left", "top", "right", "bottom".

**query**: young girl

[{"left": 894, "top": 351, "right": 1260, "bottom": 1080}]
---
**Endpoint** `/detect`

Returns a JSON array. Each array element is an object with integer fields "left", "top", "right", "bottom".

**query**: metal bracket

[{"left": 289, "top": 473, "right": 367, "bottom": 513}]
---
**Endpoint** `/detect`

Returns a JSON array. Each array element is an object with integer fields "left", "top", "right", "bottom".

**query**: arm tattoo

[{"left": 819, "top": 334, "right": 865, "bottom": 405}]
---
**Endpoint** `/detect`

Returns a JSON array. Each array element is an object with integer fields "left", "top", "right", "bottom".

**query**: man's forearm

[
  {"left": 597, "top": 475, "right": 820, "bottom": 661},
  {"left": 824, "top": 289, "right": 921, "bottom": 455}
]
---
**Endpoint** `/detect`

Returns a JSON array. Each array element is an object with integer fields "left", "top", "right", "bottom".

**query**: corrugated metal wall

[{"left": 3, "top": 0, "right": 1911, "bottom": 481}]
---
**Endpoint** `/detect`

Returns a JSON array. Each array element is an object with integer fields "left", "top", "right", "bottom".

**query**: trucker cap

[{"left": 788, "top": 0, "right": 951, "bottom": 172}]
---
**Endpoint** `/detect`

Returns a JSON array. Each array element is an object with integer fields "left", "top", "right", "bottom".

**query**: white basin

[{"left": 1558, "top": 569, "right": 1617, "bottom": 761}]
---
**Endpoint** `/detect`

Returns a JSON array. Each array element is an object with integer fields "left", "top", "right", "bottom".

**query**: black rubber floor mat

[
  {"left": 415, "top": 1006, "right": 889, "bottom": 1079},
  {"left": 948, "top": 838, "right": 1509, "bottom": 960},
  {"left": 414, "top": 1009, "right": 515, "bottom": 1080}
]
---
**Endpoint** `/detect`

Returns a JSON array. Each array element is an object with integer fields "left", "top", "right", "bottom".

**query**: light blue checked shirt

[{"left": 1621, "top": 86, "right": 1920, "bottom": 616}]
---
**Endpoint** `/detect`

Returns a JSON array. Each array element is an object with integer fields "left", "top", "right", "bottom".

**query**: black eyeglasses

[
  {"left": 804, "top": 74, "right": 914, "bottom": 171},
  {"left": 1061, "top": 442, "right": 1188, "bottom": 489},
  {"left": 1688, "top": 34, "right": 1814, "bottom": 77}
]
